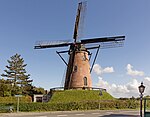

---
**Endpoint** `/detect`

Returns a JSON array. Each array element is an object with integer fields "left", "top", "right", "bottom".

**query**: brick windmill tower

[{"left": 34, "top": 2, "right": 125, "bottom": 90}]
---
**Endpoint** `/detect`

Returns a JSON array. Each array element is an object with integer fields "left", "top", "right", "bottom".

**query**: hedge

[
  {"left": 0, "top": 96, "right": 32, "bottom": 103},
  {"left": 0, "top": 100, "right": 140, "bottom": 112}
]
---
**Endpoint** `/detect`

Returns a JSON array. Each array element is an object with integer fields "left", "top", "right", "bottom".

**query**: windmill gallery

[{"left": 34, "top": 2, "right": 125, "bottom": 90}]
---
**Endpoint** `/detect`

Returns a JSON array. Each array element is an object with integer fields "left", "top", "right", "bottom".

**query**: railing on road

[{"left": 144, "top": 98, "right": 150, "bottom": 117}]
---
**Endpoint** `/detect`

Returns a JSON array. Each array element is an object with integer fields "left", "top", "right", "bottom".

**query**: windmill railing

[{"left": 49, "top": 87, "right": 106, "bottom": 92}]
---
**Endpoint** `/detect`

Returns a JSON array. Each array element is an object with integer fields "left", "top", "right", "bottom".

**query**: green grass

[{"left": 49, "top": 90, "right": 114, "bottom": 103}]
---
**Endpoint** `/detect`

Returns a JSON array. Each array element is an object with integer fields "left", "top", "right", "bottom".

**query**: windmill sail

[
  {"left": 81, "top": 36, "right": 125, "bottom": 44},
  {"left": 81, "top": 36, "right": 125, "bottom": 49},
  {"left": 34, "top": 40, "right": 72, "bottom": 49},
  {"left": 73, "top": 2, "right": 87, "bottom": 42}
]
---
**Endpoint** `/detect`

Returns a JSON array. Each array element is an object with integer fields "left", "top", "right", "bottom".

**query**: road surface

[{"left": 0, "top": 110, "right": 141, "bottom": 117}]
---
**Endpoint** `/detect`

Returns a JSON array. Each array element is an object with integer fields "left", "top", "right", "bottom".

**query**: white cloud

[
  {"left": 126, "top": 64, "right": 144, "bottom": 76},
  {"left": 97, "top": 77, "right": 150, "bottom": 98},
  {"left": 143, "top": 77, "right": 150, "bottom": 96},
  {"left": 94, "top": 63, "right": 149, "bottom": 98},
  {"left": 103, "top": 67, "right": 114, "bottom": 73},
  {"left": 96, "top": 77, "right": 141, "bottom": 98},
  {"left": 93, "top": 64, "right": 114, "bottom": 75},
  {"left": 144, "top": 77, "right": 150, "bottom": 82}
]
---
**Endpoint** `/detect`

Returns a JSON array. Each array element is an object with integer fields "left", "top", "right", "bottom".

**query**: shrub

[
  {"left": 0, "top": 99, "right": 143, "bottom": 112},
  {"left": 0, "top": 96, "right": 32, "bottom": 103}
]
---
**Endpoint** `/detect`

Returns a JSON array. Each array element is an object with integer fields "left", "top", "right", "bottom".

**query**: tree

[
  {"left": 32, "top": 86, "right": 45, "bottom": 94},
  {"left": 1, "top": 53, "right": 33, "bottom": 95},
  {"left": 0, "top": 78, "right": 12, "bottom": 97}
]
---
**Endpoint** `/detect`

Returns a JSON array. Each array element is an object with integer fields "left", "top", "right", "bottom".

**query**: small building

[
  {"left": 33, "top": 94, "right": 43, "bottom": 102},
  {"left": 33, "top": 94, "right": 49, "bottom": 102}
]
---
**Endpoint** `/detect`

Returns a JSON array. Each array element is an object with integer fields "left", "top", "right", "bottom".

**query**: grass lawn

[{"left": 49, "top": 90, "right": 114, "bottom": 103}]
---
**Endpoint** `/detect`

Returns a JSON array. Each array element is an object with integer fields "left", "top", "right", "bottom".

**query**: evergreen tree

[{"left": 1, "top": 53, "right": 33, "bottom": 95}]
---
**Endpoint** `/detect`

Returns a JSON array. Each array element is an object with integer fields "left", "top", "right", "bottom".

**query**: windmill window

[
  {"left": 82, "top": 56, "right": 86, "bottom": 61},
  {"left": 74, "top": 65, "right": 77, "bottom": 72},
  {"left": 83, "top": 77, "right": 87, "bottom": 86}
]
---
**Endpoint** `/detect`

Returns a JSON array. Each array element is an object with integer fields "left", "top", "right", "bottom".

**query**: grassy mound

[{"left": 49, "top": 90, "right": 114, "bottom": 103}]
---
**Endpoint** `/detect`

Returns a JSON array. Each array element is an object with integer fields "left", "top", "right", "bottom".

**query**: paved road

[{"left": 0, "top": 110, "right": 141, "bottom": 117}]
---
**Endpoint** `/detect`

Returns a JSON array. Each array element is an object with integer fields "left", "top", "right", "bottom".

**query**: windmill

[{"left": 34, "top": 2, "right": 125, "bottom": 90}]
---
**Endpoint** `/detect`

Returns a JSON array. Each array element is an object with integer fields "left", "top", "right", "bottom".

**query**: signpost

[
  {"left": 15, "top": 95, "right": 22, "bottom": 113},
  {"left": 99, "top": 90, "right": 103, "bottom": 110}
]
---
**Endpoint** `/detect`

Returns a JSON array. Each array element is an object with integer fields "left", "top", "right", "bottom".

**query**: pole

[
  {"left": 17, "top": 97, "right": 19, "bottom": 113},
  {"left": 98, "top": 98, "right": 100, "bottom": 110},
  {"left": 99, "top": 90, "right": 103, "bottom": 110},
  {"left": 140, "top": 94, "right": 143, "bottom": 117},
  {"left": 144, "top": 98, "right": 146, "bottom": 116}
]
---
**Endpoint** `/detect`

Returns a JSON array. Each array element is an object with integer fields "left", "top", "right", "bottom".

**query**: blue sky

[{"left": 0, "top": 0, "right": 150, "bottom": 97}]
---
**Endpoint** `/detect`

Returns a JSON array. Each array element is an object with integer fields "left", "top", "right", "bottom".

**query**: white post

[
  {"left": 15, "top": 95, "right": 22, "bottom": 113},
  {"left": 99, "top": 90, "right": 103, "bottom": 110},
  {"left": 17, "top": 97, "right": 19, "bottom": 113}
]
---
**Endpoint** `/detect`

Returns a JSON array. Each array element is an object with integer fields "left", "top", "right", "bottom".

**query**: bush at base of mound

[
  {"left": 0, "top": 96, "right": 32, "bottom": 103},
  {"left": 0, "top": 100, "right": 140, "bottom": 112},
  {"left": 4, "top": 100, "right": 139, "bottom": 112}
]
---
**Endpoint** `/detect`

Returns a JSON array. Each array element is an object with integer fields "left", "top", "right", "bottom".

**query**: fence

[{"left": 144, "top": 98, "right": 150, "bottom": 117}]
